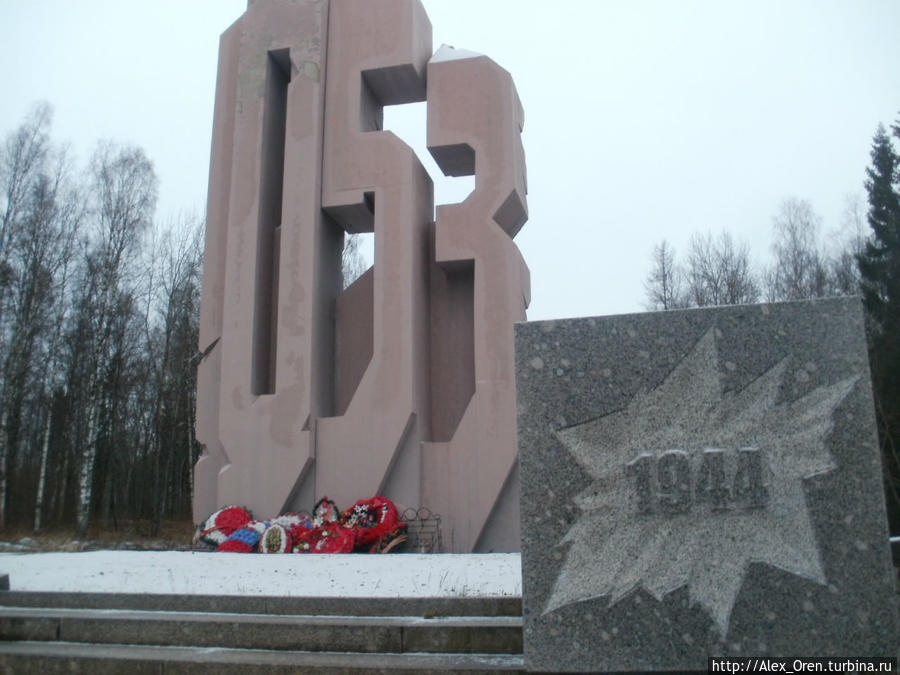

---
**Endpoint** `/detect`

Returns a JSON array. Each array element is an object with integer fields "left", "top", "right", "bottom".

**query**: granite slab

[{"left": 516, "top": 298, "right": 898, "bottom": 672}]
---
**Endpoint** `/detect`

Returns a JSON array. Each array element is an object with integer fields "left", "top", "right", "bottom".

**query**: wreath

[{"left": 195, "top": 495, "right": 407, "bottom": 554}]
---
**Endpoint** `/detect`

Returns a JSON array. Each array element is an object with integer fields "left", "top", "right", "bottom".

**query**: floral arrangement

[{"left": 194, "top": 496, "right": 407, "bottom": 554}]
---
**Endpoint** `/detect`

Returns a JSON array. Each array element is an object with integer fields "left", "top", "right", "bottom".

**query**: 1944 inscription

[{"left": 625, "top": 448, "right": 769, "bottom": 515}]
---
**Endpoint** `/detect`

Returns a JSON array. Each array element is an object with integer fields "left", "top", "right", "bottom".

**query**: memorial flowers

[{"left": 195, "top": 496, "right": 407, "bottom": 554}]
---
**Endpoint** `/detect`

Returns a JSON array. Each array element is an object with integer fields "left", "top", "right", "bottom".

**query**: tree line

[
  {"left": 0, "top": 102, "right": 368, "bottom": 538},
  {"left": 644, "top": 116, "right": 900, "bottom": 532},
  {"left": 4, "top": 100, "right": 895, "bottom": 537},
  {"left": 0, "top": 103, "right": 203, "bottom": 535}
]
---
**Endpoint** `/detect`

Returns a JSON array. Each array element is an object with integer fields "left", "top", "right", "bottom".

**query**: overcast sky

[{"left": 2, "top": 1, "right": 898, "bottom": 320}]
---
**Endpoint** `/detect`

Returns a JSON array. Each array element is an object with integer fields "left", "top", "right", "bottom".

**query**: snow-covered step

[
  {"left": 0, "top": 551, "right": 522, "bottom": 598},
  {"left": 0, "top": 552, "right": 525, "bottom": 671}
]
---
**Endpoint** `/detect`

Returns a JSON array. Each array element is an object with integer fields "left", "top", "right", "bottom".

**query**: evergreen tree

[{"left": 858, "top": 119, "right": 900, "bottom": 531}]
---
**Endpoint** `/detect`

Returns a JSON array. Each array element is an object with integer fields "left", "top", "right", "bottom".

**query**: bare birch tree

[
  {"left": 644, "top": 240, "right": 686, "bottom": 310},
  {"left": 827, "top": 193, "right": 867, "bottom": 296},
  {"left": 0, "top": 107, "right": 211, "bottom": 533},
  {"left": 645, "top": 232, "right": 760, "bottom": 312},
  {"left": 73, "top": 143, "right": 157, "bottom": 535},
  {"left": 685, "top": 231, "right": 760, "bottom": 307},
  {"left": 140, "top": 218, "right": 202, "bottom": 534},
  {"left": 766, "top": 198, "right": 829, "bottom": 301},
  {"left": 0, "top": 105, "right": 81, "bottom": 527}
]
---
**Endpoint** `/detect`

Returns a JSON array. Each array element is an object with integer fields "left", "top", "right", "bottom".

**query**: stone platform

[
  {"left": 0, "top": 552, "right": 524, "bottom": 673},
  {"left": 0, "top": 551, "right": 521, "bottom": 597}
]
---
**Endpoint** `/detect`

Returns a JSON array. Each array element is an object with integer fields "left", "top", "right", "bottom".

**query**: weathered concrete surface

[
  {"left": 194, "top": 0, "right": 335, "bottom": 521},
  {"left": 0, "top": 589, "right": 524, "bottom": 673},
  {"left": 422, "top": 45, "right": 530, "bottom": 553},
  {"left": 0, "top": 642, "right": 526, "bottom": 674},
  {"left": 0, "top": 606, "right": 521, "bottom": 654},
  {"left": 0, "top": 591, "right": 521, "bottom": 618},
  {"left": 317, "top": 0, "right": 434, "bottom": 517},
  {"left": 194, "top": 1, "right": 530, "bottom": 552}
]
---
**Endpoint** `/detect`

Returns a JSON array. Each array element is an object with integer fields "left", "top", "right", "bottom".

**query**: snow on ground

[{"left": 0, "top": 551, "right": 521, "bottom": 597}]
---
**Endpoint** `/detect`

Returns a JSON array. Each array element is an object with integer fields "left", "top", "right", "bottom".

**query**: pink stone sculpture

[
  {"left": 194, "top": 0, "right": 530, "bottom": 552},
  {"left": 423, "top": 45, "right": 531, "bottom": 553}
]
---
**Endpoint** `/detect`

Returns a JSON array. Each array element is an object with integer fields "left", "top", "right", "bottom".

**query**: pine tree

[{"left": 858, "top": 119, "right": 900, "bottom": 530}]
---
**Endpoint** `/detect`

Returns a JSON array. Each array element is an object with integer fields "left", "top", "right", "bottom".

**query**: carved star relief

[{"left": 546, "top": 328, "right": 858, "bottom": 636}]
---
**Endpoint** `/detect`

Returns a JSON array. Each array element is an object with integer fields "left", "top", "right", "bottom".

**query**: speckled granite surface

[{"left": 517, "top": 298, "right": 897, "bottom": 672}]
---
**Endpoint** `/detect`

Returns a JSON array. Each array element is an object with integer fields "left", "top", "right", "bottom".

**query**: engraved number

[
  {"left": 626, "top": 447, "right": 769, "bottom": 514},
  {"left": 625, "top": 453, "right": 654, "bottom": 514},
  {"left": 732, "top": 447, "right": 769, "bottom": 508},
  {"left": 657, "top": 450, "right": 692, "bottom": 513},
  {"left": 695, "top": 448, "right": 729, "bottom": 510}
]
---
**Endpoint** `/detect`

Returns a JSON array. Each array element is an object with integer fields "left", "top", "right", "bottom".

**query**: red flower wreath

[
  {"left": 295, "top": 525, "right": 355, "bottom": 553},
  {"left": 312, "top": 496, "right": 341, "bottom": 526},
  {"left": 195, "top": 505, "right": 253, "bottom": 547},
  {"left": 340, "top": 495, "right": 404, "bottom": 548},
  {"left": 198, "top": 495, "right": 407, "bottom": 554},
  {"left": 273, "top": 512, "right": 315, "bottom": 543}
]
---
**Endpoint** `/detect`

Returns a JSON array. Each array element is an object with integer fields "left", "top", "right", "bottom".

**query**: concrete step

[
  {"left": 0, "top": 640, "right": 526, "bottom": 674},
  {"left": 0, "top": 591, "right": 521, "bottom": 617},
  {"left": 0, "top": 606, "right": 522, "bottom": 654},
  {"left": 0, "top": 592, "right": 525, "bottom": 672}
]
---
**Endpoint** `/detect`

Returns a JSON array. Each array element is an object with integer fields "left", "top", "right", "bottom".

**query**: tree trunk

[
  {"left": 76, "top": 401, "right": 99, "bottom": 536},
  {"left": 0, "top": 408, "right": 6, "bottom": 529},
  {"left": 150, "top": 425, "right": 162, "bottom": 536},
  {"left": 54, "top": 436, "right": 69, "bottom": 526},
  {"left": 102, "top": 463, "right": 114, "bottom": 529},
  {"left": 187, "top": 399, "right": 195, "bottom": 515},
  {"left": 32, "top": 405, "right": 53, "bottom": 533}
]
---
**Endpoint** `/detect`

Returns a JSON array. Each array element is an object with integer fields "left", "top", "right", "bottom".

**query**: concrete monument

[
  {"left": 193, "top": 0, "right": 529, "bottom": 553},
  {"left": 517, "top": 298, "right": 898, "bottom": 671}
]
